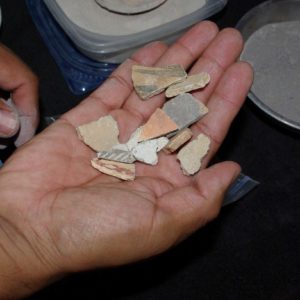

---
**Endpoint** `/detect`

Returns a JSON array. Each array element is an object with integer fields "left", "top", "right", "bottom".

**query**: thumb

[
  {"left": 0, "top": 98, "right": 20, "bottom": 138},
  {"left": 156, "top": 161, "right": 241, "bottom": 247}
]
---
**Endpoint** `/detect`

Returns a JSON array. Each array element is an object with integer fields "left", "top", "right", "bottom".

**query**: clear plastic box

[{"left": 43, "top": 0, "right": 228, "bottom": 63}]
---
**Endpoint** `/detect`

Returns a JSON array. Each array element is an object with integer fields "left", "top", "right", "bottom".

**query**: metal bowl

[{"left": 237, "top": 0, "right": 300, "bottom": 130}]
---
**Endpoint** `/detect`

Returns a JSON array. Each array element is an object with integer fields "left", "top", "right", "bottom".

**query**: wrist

[
  {"left": 0, "top": 218, "right": 35, "bottom": 299},
  {"left": 0, "top": 211, "right": 61, "bottom": 299}
]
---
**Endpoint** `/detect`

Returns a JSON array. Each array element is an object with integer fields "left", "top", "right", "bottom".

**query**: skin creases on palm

[{"left": 0, "top": 22, "right": 252, "bottom": 296}]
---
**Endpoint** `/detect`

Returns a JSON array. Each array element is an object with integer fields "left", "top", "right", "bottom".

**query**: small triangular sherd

[
  {"left": 163, "top": 93, "right": 208, "bottom": 132},
  {"left": 139, "top": 108, "right": 178, "bottom": 142},
  {"left": 165, "top": 72, "right": 210, "bottom": 98},
  {"left": 132, "top": 65, "right": 187, "bottom": 100}
]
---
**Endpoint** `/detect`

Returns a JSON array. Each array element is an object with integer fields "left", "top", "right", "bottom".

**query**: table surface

[{"left": 0, "top": 0, "right": 299, "bottom": 299}]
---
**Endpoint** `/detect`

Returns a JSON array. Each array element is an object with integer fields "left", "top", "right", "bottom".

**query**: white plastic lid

[
  {"left": 50, "top": 0, "right": 209, "bottom": 36},
  {"left": 95, "top": 0, "right": 167, "bottom": 14},
  {"left": 44, "top": 0, "right": 227, "bottom": 62}
]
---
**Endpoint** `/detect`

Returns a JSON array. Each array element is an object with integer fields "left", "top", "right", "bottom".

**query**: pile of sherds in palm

[{"left": 77, "top": 64, "right": 211, "bottom": 180}]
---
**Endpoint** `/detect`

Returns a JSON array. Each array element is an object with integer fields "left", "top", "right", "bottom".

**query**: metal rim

[{"left": 237, "top": 0, "right": 300, "bottom": 131}]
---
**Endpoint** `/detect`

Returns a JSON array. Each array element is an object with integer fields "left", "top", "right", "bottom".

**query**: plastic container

[
  {"left": 43, "top": 0, "right": 228, "bottom": 63},
  {"left": 237, "top": 0, "right": 300, "bottom": 131},
  {"left": 27, "top": 0, "right": 118, "bottom": 95},
  {"left": 27, "top": 0, "right": 227, "bottom": 95}
]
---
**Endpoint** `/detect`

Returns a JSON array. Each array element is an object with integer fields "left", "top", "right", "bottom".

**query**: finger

[
  {"left": 0, "top": 44, "right": 39, "bottom": 146},
  {"left": 123, "top": 21, "right": 219, "bottom": 120},
  {"left": 110, "top": 21, "right": 219, "bottom": 141},
  {"left": 108, "top": 22, "right": 220, "bottom": 142},
  {"left": 149, "top": 161, "right": 240, "bottom": 252},
  {"left": 190, "top": 28, "right": 244, "bottom": 104},
  {"left": 0, "top": 98, "right": 20, "bottom": 138},
  {"left": 63, "top": 21, "right": 219, "bottom": 131},
  {"left": 63, "top": 41, "right": 168, "bottom": 126},
  {"left": 192, "top": 61, "right": 253, "bottom": 164}
]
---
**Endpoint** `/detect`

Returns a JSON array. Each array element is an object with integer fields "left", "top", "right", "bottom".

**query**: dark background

[{"left": 0, "top": 0, "right": 299, "bottom": 299}]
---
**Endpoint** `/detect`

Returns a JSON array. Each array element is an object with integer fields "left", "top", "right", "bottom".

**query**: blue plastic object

[
  {"left": 223, "top": 173, "right": 259, "bottom": 206},
  {"left": 26, "top": 0, "right": 118, "bottom": 95}
]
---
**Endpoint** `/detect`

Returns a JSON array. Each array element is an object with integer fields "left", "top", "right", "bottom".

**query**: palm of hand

[
  {"left": 0, "top": 22, "right": 252, "bottom": 284},
  {"left": 1, "top": 108, "right": 205, "bottom": 272}
]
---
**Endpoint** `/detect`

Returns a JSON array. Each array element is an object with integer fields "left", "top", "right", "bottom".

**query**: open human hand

[{"left": 0, "top": 21, "right": 253, "bottom": 299}]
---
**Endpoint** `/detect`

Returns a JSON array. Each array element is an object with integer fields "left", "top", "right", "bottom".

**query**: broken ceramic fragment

[
  {"left": 112, "top": 127, "right": 142, "bottom": 153},
  {"left": 165, "top": 72, "right": 210, "bottom": 97},
  {"left": 112, "top": 143, "right": 129, "bottom": 152},
  {"left": 139, "top": 108, "right": 178, "bottom": 142},
  {"left": 77, "top": 115, "right": 119, "bottom": 152},
  {"left": 96, "top": 0, "right": 167, "bottom": 14},
  {"left": 132, "top": 65, "right": 187, "bottom": 100},
  {"left": 163, "top": 128, "right": 193, "bottom": 154},
  {"left": 177, "top": 133, "right": 210, "bottom": 175},
  {"left": 132, "top": 137, "right": 169, "bottom": 165},
  {"left": 97, "top": 149, "right": 136, "bottom": 164},
  {"left": 77, "top": 63, "right": 213, "bottom": 181},
  {"left": 163, "top": 93, "right": 208, "bottom": 132},
  {"left": 125, "top": 127, "right": 142, "bottom": 151},
  {"left": 91, "top": 158, "right": 135, "bottom": 181}
]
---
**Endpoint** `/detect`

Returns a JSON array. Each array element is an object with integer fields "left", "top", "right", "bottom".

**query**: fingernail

[{"left": 0, "top": 109, "right": 20, "bottom": 137}]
